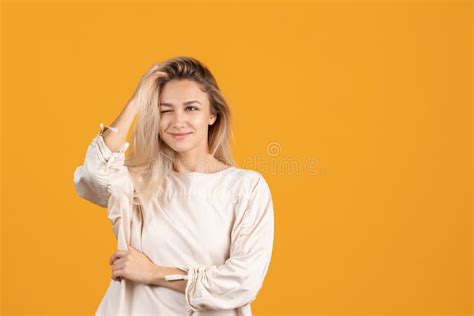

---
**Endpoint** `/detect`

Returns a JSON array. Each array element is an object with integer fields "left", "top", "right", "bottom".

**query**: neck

[{"left": 173, "top": 151, "right": 218, "bottom": 173}]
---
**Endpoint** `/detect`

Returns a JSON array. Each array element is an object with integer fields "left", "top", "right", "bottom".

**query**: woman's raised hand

[{"left": 128, "top": 63, "right": 168, "bottom": 111}]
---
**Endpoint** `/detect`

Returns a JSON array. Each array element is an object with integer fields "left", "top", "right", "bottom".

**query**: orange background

[{"left": 1, "top": 0, "right": 472, "bottom": 315}]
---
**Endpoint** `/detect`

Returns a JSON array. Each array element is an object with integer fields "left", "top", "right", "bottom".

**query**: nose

[{"left": 170, "top": 110, "right": 187, "bottom": 128}]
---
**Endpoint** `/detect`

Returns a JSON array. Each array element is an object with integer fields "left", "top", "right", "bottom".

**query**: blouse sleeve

[
  {"left": 183, "top": 173, "right": 275, "bottom": 312},
  {"left": 73, "top": 123, "right": 134, "bottom": 208}
]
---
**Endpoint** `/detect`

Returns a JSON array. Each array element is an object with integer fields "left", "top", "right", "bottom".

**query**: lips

[
  {"left": 169, "top": 132, "right": 192, "bottom": 140},
  {"left": 169, "top": 132, "right": 192, "bottom": 136}
]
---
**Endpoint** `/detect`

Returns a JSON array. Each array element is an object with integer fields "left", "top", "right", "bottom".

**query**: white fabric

[{"left": 73, "top": 125, "right": 275, "bottom": 315}]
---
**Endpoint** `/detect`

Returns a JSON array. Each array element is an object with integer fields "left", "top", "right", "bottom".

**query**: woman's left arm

[{"left": 152, "top": 174, "right": 275, "bottom": 311}]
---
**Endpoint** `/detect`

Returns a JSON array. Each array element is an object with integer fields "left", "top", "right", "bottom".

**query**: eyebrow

[{"left": 159, "top": 100, "right": 202, "bottom": 107}]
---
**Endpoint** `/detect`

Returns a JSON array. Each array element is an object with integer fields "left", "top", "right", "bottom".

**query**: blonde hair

[{"left": 125, "top": 56, "right": 235, "bottom": 206}]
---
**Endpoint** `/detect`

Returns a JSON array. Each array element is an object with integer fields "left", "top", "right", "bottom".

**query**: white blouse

[{"left": 73, "top": 124, "right": 275, "bottom": 316}]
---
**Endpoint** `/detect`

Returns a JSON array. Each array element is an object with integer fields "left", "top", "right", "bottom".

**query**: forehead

[{"left": 159, "top": 79, "right": 207, "bottom": 105}]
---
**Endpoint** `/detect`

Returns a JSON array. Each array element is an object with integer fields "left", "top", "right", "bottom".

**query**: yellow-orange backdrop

[{"left": 1, "top": 0, "right": 472, "bottom": 315}]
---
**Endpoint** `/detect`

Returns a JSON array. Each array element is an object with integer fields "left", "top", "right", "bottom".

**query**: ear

[{"left": 209, "top": 114, "right": 217, "bottom": 126}]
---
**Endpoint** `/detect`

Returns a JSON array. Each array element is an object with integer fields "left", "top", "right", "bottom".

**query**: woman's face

[{"left": 158, "top": 79, "right": 216, "bottom": 157}]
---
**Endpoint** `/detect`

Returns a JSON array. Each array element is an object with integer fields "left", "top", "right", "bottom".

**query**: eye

[
  {"left": 186, "top": 106, "right": 198, "bottom": 111},
  {"left": 160, "top": 110, "right": 172, "bottom": 113}
]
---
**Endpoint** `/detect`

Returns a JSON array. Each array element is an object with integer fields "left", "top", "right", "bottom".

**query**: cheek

[
  {"left": 190, "top": 115, "right": 210, "bottom": 129},
  {"left": 158, "top": 121, "right": 169, "bottom": 138},
  {"left": 159, "top": 116, "right": 170, "bottom": 128}
]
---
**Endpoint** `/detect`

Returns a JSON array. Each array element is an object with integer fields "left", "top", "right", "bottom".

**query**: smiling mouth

[
  {"left": 169, "top": 132, "right": 192, "bottom": 136},
  {"left": 169, "top": 132, "right": 192, "bottom": 140}
]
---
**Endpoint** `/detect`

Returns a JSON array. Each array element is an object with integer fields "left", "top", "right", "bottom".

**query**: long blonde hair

[{"left": 125, "top": 56, "right": 235, "bottom": 206}]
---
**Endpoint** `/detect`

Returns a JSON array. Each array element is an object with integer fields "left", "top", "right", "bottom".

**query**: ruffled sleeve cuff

[
  {"left": 184, "top": 266, "right": 200, "bottom": 312},
  {"left": 94, "top": 123, "right": 130, "bottom": 169}
]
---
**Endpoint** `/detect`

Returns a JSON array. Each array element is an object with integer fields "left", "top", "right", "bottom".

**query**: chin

[
  {"left": 168, "top": 143, "right": 195, "bottom": 153},
  {"left": 172, "top": 147, "right": 191, "bottom": 154}
]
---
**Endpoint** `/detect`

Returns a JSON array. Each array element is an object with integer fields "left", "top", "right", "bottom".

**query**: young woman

[{"left": 73, "top": 56, "right": 274, "bottom": 315}]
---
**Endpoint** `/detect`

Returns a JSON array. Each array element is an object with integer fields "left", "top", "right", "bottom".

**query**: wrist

[{"left": 150, "top": 265, "right": 165, "bottom": 286}]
